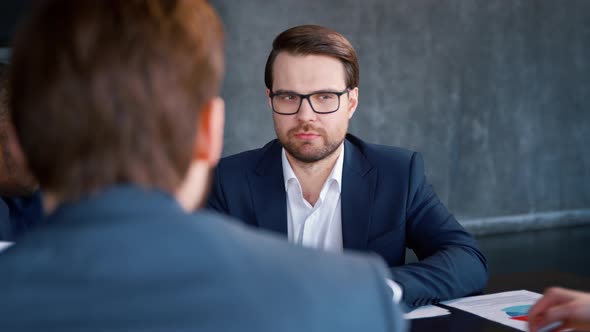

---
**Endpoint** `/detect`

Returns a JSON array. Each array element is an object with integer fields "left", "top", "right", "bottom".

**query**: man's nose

[{"left": 296, "top": 97, "right": 317, "bottom": 121}]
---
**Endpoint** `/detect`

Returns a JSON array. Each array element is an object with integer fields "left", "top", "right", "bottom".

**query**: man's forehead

[{"left": 272, "top": 52, "right": 346, "bottom": 92}]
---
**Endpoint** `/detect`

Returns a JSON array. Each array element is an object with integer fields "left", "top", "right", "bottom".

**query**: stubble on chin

[{"left": 280, "top": 129, "right": 343, "bottom": 164}]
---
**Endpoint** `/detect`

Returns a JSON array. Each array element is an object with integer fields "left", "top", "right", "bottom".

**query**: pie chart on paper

[{"left": 501, "top": 305, "right": 531, "bottom": 322}]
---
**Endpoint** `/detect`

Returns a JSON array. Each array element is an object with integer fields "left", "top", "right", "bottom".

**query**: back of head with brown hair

[
  {"left": 9, "top": 0, "right": 224, "bottom": 200},
  {"left": 264, "top": 25, "right": 359, "bottom": 90}
]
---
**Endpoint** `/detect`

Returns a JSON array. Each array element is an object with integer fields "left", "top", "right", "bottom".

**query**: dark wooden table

[{"left": 410, "top": 271, "right": 590, "bottom": 332}]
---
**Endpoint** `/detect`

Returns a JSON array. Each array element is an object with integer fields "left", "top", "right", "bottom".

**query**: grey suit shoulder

[{"left": 0, "top": 187, "right": 407, "bottom": 332}]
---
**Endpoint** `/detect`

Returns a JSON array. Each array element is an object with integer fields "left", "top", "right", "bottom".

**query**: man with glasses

[{"left": 208, "top": 25, "right": 488, "bottom": 307}]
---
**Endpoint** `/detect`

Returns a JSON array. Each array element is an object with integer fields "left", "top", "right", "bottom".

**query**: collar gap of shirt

[{"left": 282, "top": 146, "right": 344, "bottom": 251}]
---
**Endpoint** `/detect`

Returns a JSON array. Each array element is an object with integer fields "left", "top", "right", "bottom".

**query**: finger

[
  {"left": 540, "top": 303, "right": 574, "bottom": 328},
  {"left": 529, "top": 288, "right": 573, "bottom": 321}
]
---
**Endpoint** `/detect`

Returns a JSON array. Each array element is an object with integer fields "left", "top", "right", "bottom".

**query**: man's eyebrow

[
  {"left": 272, "top": 88, "right": 345, "bottom": 95},
  {"left": 272, "top": 89, "right": 298, "bottom": 95}
]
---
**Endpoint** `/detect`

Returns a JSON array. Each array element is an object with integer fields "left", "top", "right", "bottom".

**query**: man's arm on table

[{"left": 390, "top": 153, "right": 489, "bottom": 308}]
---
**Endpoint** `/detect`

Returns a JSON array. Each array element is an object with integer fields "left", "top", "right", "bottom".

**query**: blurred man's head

[
  {"left": 0, "top": 63, "right": 37, "bottom": 196},
  {"left": 10, "top": 0, "right": 225, "bottom": 210}
]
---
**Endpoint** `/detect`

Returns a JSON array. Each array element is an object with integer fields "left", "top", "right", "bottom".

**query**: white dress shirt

[
  {"left": 281, "top": 145, "right": 403, "bottom": 303},
  {"left": 282, "top": 146, "right": 344, "bottom": 252}
]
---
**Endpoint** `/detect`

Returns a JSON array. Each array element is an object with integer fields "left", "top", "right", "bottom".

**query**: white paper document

[
  {"left": 404, "top": 305, "right": 450, "bottom": 320},
  {"left": 442, "top": 290, "right": 542, "bottom": 331},
  {"left": 0, "top": 241, "right": 13, "bottom": 252}
]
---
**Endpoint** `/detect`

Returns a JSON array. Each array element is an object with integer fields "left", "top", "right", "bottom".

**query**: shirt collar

[{"left": 281, "top": 144, "right": 345, "bottom": 193}]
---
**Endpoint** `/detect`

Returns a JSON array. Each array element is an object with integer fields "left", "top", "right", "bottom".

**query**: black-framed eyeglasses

[{"left": 269, "top": 88, "right": 350, "bottom": 115}]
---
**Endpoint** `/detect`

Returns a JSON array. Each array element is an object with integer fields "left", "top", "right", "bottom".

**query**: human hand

[{"left": 528, "top": 287, "right": 590, "bottom": 332}]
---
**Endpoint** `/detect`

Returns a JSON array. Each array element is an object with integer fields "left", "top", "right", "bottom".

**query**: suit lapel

[
  {"left": 248, "top": 140, "right": 288, "bottom": 237},
  {"left": 341, "top": 137, "right": 377, "bottom": 251}
]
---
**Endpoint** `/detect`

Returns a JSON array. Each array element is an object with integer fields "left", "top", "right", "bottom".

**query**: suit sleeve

[{"left": 389, "top": 152, "right": 489, "bottom": 308}]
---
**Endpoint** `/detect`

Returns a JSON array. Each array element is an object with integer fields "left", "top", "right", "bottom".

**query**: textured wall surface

[{"left": 210, "top": 0, "right": 590, "bottom": 221}]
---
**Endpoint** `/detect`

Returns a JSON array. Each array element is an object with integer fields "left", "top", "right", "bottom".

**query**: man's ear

[
  {"left": 193, "top": 96, "right": 225, "bottom": 167},
  {"left": 347, "top": 87, "right": 359, "bottom": 119},
  {"left": 266, "top": 88, "right": 272, "bottom": 110}
]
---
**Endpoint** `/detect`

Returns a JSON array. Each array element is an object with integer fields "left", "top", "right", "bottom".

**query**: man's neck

[{"left": 286, "top": 143, "right": 343, "bottom": 206}]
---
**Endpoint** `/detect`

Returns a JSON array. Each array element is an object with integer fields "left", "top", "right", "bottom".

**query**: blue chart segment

[{"left": 502, "top": 305, "right": 531, "bottom": 322}]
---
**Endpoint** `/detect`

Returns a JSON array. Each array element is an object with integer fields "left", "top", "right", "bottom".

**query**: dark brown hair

[
  {"left": 264, "top": 25, "right": 359, "bottom": 90},
  {"left": 10, "top": 0, "right": 224, "bottom": 200}
]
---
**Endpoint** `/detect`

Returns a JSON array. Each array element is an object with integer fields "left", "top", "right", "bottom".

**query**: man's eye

[
  {"left": 317, "top": 94, "right": 335, "bottom": 100},
  {"left": 280, "top": 95, "right": 297, "bottom": 101}
]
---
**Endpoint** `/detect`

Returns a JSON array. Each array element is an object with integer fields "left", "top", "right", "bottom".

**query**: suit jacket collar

[
  {"left": 250, "top": 134, "right": 376, "bottom": 249},
  {"left": 251, "top": 140, "right": 289, "bottom": 236},
  {"left": 340, "top": 135, "right": 377, "bottom": 250}
]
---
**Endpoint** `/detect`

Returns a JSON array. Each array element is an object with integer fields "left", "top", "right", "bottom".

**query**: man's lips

[{"left": 294, "top": 132, "right": 320, "bottom": 140}]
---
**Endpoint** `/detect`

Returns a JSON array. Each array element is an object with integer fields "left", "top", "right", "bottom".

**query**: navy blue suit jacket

[
  {"left": 208, "top": 134, "right": 488, "bottom": 307},
  {"left": 0, "top": 185, "right": 406, "bottom": 332},
  {"left": 0, "top": 191, "right": 43, "bottom": 241}
]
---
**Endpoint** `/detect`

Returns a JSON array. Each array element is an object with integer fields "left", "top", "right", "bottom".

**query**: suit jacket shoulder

[
  {"left": 207, "top": 139, "right": 285, "bottom": 228},
  {"left": 217, "top": 140, "right": 281, "bottom": 171},
  {"left": 0, "top": 186, "right": 406, "bottom": 332},
  {"left": 344, "top": 134, "right": 417, "bottom": 175}
]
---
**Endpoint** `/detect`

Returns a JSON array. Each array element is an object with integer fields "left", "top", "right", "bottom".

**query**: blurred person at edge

[{"left": 528, "top": 287, "right": 590, "bottom": 332}]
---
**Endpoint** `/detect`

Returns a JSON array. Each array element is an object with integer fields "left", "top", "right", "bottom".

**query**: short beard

[{"left": 279, "top": 124, "right": 345, "bottom": 164}]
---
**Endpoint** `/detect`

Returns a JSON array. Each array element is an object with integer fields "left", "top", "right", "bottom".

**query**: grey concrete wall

[{"left": 211, "top": 0, "right": 590, "bottom": 224}]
